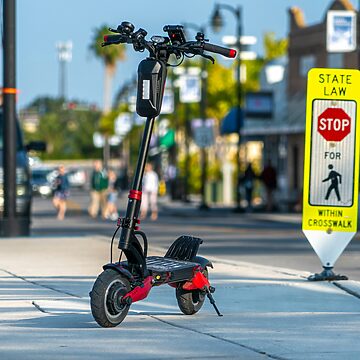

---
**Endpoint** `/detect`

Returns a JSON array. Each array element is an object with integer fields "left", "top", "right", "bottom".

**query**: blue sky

[{"left": 4, "top": 0, "right": 357, "bottom": 109}]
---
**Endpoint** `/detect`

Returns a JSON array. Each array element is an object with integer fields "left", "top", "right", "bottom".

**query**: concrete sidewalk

[{"left": 0, "top": 235, "right": 360, "bottom": 359}]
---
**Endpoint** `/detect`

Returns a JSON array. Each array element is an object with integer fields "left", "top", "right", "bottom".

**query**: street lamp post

[
  {"left": 183, "top": 22, "right": 209, "bottom": 210},
  {"left": 211, "top": 4, "right": 243, "bottom": 211}
]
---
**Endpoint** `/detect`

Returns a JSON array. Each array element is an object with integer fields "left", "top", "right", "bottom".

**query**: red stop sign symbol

[{"left": 318, "top": 107, "right": 351, "bottom": 141}]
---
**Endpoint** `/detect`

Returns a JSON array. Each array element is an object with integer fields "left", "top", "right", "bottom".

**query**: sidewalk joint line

[
  {"left": 147, "top": 314, "right": 289, "bottom": 360},
  {"left": 0, "top": 268, "right": 81, "bottom": 299},
  {"left": 333, "top": 282, "right": 360, "bottom": 301},
  {"left": 31, "top": 301, "right": 49, "bottom": 314}
]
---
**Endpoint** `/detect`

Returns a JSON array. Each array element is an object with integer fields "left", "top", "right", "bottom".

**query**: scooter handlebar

[
  {"left": 203, "top": 43, "right": 237, "bottom": 58},
  {"left": 102, "top": 22, "right": 238, "bottom": 61},
  {"left": 103, "top": 34, "right": 126, "bottom": 45}
]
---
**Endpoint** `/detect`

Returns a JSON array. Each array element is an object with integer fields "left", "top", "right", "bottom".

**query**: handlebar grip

[
  {"left": 203, "top": 43, "right": 237, "bottom": 58},
  {"left": 103, "top": 34, "right": 124, "bottom": 44}
]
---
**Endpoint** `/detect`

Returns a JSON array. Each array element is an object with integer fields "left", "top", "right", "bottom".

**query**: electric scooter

[{"left": 90, "top": 21, "right": 236, "bottom": 328}]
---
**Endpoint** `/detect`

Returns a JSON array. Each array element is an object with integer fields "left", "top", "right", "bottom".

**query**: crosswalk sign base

[{"left": 308, "top": 266, "right": 348, "bottom": 281}]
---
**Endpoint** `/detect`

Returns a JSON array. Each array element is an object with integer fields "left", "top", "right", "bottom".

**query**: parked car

[
  {"left": 0, "top": 108, "right": 45, "bottom": 236},
  {"left": 67, "top": 168, "right": 87, "bottom": 188},
  {"left": 31, "top": 167, "right": 57, "bottom": 198}
]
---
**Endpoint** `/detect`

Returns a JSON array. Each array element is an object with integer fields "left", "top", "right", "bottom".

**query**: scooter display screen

[{"left": 163, "top": 25, "right": 186, "bottom": 45}]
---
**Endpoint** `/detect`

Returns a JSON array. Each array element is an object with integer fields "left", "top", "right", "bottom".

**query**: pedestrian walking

[
  {"left": 260, "top": 160, "right": 277, "bottom": 212},
  {"left": 241, "top": 163, "right": 256, "bottom": 211},
  {"left": 140, "top": 163, "right": 159, "bottom": 221},
  {"left": 52, "top": 165, "right": 70, "bottom": 220},
  {"left": 88, "top": 160, "right": 108, "bottom": 219},
  {"left": 104, "top": 169, "right": 119, "bottom": 221}
]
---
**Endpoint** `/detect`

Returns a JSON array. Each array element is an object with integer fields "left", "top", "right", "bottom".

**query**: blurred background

[{"left": 1, "top": 0, "right": 360, "bottom": 235}]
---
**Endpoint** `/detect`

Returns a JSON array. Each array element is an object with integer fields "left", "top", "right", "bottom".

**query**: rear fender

[
  {"left": 193, "top": 256, "right": 213, "bottom": 270},
  {"left": 103, "top": 263, "right": 134, "bottom": 281}
]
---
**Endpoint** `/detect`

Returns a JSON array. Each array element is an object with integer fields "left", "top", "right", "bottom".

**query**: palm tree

[{"left": 90, "top": 25, "right": 126, "bottom": 166}]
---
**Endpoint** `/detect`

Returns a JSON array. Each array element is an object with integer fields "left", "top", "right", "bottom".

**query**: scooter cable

[{"left": 110, "top": 224, "right": 121, "bottom": 264}]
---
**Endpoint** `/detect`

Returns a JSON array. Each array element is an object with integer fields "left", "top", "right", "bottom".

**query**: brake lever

[
  {"left": 201, "top": 53, "right": 215, "bottom": 64},
  {"left": 181, "top": 41, "right": 215, "bottom": 64},
  {"left": 108, "top": 27, "right": 120, "bottom": 33}
]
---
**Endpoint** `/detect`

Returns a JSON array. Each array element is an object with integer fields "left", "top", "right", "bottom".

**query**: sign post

[
  {"left": 303, "top": 68, "right": 360, "bottom": 281},
  {"left": 191, "top": 118, "right": 215, "bottom": 148}
]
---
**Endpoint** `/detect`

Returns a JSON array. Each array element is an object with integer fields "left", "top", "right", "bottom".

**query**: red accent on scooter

[
  {"left": 128, "top": 189, "right": 142, "bottom": 201},
  {"left": 122, "top": 276, "right": 153, "bottom": 303},
  {"left": 135, "top": 219, "right": 141, "bottom": 230},
  {"left": 182, "top": 270, "right": 210, "bottom": 291}
]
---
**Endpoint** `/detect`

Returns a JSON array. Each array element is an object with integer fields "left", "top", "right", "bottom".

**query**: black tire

[
  {"left": 176, "top": 269, "right": 208, "bottom": 315},
  {"left": 90, "top": 269, "right": 131, "bottom": 328}
]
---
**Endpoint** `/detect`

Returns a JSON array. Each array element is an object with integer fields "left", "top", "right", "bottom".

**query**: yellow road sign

[{"left": 302, "top": 68, "right": 360, "bottom": 267}]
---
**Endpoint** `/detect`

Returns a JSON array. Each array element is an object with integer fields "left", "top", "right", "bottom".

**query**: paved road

[
  {"left": 30, "top": 189, "right": 360, "bottom": 281},
  {"left": 1, "top": 235, "right": 360, "bottom": 360}
]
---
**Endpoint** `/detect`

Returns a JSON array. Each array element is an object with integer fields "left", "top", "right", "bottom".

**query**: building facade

[
  {"left": 286, "top": 0, "right": 359, "bottom": 209},
  {"left": 239, "top": 0, "right": 359, "bottom": 211}
]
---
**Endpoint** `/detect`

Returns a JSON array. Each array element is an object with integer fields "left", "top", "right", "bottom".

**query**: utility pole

[
  {"left": 183, "top": 23, "right": 210, "bottom": 209},
  {"left": 211, "top": 4, "right": 243, "bottom": 211},
  {"left": 3, "top": 0, "right": 23, "bottom": 236},
  {"left": 183, "top": 93, "right": 191, "bottom": 202},
  {"left": 56, "top": 41, "right": 72, "bottom": 100},
  {"left": 177, "top": 62, "right": 201, "bottom": 202},
  {"left": 199, "top": 51, "right": 209, "bottom": 210}
]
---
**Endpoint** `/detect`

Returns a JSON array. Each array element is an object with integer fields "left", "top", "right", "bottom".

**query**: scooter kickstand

[{"left": 206, "top": 287, "right": 223, "bottom": 317}]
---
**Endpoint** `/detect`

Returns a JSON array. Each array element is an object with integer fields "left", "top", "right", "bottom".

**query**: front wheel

[
  {"left": 176, "top": 269, "right": 208, "bottom": 315},
  {"left": 90, "top": 269, "right": 131, "bottom": 327}
]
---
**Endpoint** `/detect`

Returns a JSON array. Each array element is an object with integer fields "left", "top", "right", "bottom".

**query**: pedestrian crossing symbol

[{"left": 322, "top": 164, "right": 341, "bottom": 202}]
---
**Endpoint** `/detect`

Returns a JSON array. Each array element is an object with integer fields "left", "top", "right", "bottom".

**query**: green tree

[
  {"left": 263, "top": 32, "right": 288, "bottom": 62},
  {"left": 23, "top": 97, "right": 102, "bottom": 159},
  {"left": 90, "top": 25, "right": 127, "bottom": 167},
  {"left": 98, "top": 103, "right": 129, "bottom": 135},
  {"left": 206, "top": 61, "right": 236, "bottom": 121},
  {"left": 89, "top": 25, "right": 126, "bottom": 114}
]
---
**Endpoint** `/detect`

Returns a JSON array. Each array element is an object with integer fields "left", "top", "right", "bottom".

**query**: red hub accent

[
  {"left": 182, "top": 270, "right": 210, "bottom": 291},
  {"left": 122, "top": 276, "right": 153, "bottom": 303}
]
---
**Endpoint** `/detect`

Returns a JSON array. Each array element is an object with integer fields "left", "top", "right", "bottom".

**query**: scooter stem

[
  {"left": 131, "top": 116, "right": 156, "bottom": 191},
  {"left": 119, "top": 116, "right": 155, "bottom": 250}
]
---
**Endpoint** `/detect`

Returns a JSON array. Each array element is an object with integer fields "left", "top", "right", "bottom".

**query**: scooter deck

[{"left": 146, "top": 256, "right": 198, "bottom": 284}]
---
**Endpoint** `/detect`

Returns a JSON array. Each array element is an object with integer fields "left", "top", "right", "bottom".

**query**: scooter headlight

[
  {"left": 39, "top": 185, "right": 52, "bottom": 196},
  {"left": 16, "top": 185, "right": 26, "bottom": 196}
]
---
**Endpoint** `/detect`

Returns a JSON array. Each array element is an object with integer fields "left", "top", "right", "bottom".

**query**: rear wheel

[
  {"left": 176, "top": 269, "right": 208, "bottom": 315},
  {"left": 90, "top": 269, "right": 131, "bottom": 327}
]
